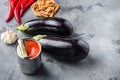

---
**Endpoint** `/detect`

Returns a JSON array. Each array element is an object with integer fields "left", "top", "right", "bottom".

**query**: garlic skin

[{"left": 1, "top": 30, "right": 17, "bottom": 44}]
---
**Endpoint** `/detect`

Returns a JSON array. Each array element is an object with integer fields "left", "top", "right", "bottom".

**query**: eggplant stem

[
  {"left": 33, "top": 35, "right": 47, "bottom": 41},
  {"left": 16, "top": 24, "right": 29, "bottom": 33}
]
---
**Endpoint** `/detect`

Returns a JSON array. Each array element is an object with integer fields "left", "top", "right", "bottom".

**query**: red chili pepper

[
  {"left": 5, "top": 0, "right": 14, "bottom": 22},
  {"left": 11, "top": 0, "right": 18, "bottom": 9},
  {"left": 20, "top": 0, "right": 34, "bottom": 17},
  {"left": 14, "top": 0, "right": 22, "bottom": 25},
  {"left": 5, "top": 0, "right": 18, "bottom": 22},
  {"left": 21, "top": 0, "right": 29, "bottom": 8}
]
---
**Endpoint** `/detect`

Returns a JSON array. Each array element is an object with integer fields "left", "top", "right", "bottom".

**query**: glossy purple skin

[
  {"left": 39, "top": 37, "right": 89, "bottom": 61},
  {"left": 23, "top": 17, "right": 73, "bottom": 36}
]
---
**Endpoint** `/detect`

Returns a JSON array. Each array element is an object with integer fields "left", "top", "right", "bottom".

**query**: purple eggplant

[
  {"left": 16, "top": 17, "right": 73, "bottom": 37},
  {"left": 33, "top": 36, "right": 89, "bottom": 61}
]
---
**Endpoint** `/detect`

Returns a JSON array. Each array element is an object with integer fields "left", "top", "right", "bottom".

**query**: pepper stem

[
  {"left": 16, "top": 24, "right": 29, "bottom": 33},
  {"left": 33, "top": 35, "right": 47, "bottom": 41}
]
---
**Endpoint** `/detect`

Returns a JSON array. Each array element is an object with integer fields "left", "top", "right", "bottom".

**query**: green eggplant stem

[
  {"left": 16, "top": 24, "right": 29, "bottom": 33},
  {"left": 33, "top": 35, "right": 47, "bottom": 41}
]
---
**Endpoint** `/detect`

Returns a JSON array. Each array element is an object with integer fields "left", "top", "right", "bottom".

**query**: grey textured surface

[{"left": 0, "top": 0, "right": 120, "bottom": 80}]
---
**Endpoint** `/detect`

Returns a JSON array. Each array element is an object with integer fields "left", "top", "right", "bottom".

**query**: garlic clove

[{"left": 1, "top": 33, "right": 6, "bottom": 41}]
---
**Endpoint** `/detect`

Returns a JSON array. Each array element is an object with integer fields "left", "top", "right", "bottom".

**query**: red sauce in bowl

[{"left": 24, "top": 39, "right": 41, "bottom": 59}]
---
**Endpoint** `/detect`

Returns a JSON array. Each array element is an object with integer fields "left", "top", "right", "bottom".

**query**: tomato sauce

[{"left": 24, "top": 40, "right": 40, "bottom": 59}]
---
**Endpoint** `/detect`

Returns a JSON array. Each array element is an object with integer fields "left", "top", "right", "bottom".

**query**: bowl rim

[{"left": 16, "top": 38, "right": 42, "bottom": 60}]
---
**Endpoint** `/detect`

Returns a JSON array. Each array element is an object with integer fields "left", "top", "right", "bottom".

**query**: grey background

[{"left": 0, "top": 0, "right": 120, "bottom": 80}]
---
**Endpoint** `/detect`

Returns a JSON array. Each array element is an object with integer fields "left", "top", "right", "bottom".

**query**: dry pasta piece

[
  {"left": 46, "top": 7, "right": 52, "bottom": 13},
  {"left": 40, "top": 11, "right": 49, "bottom": 16},
  {"left": 31, "top": 0, "right": 59, "bottom": 17},
  {"left": 55, "top": 6, "right": 59, "bottom": 12},
  {"left": 50, "top": 10, "right": 54, "bottom": 17}
]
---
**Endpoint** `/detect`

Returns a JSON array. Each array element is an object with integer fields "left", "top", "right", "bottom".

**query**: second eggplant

[
  {"left": 16, "top": 17, "right": 73, "bottom": 37},
  {"left": 34, "top": 36, "right": 89, "bottom": 61}
]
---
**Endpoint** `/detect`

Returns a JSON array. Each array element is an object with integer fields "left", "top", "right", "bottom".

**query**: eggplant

[
  {"left": 36, "top": 36, "right": 89, "bottom": 61},
  {"left": 16, "top": 17, "right": 73, "bottom": 37}
]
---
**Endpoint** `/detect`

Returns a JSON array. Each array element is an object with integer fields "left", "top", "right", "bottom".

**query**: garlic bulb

[{"left": 1, "top": 30, "right": 17, "bottom": 44}]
